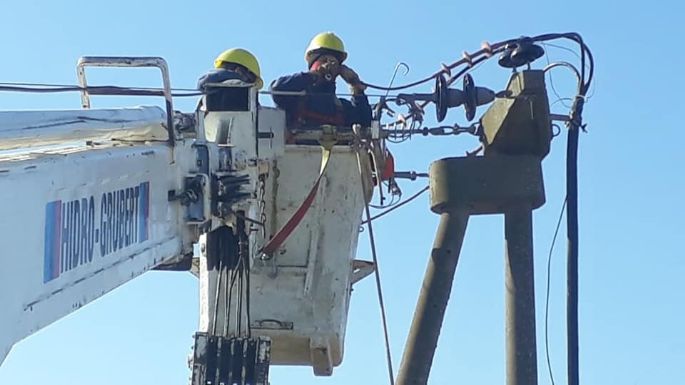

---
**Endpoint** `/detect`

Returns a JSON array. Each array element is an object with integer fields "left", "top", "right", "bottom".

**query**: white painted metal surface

[
  {"left": 197, "top": 114, "right": 373, "bottom": 376},
  {"left": 0, "top": 130, "right": 197, "bottom": 365},
  {"left": 257, "top": 107, "right": 286, "bottom": 160},
  {"left": 0, "top": 75, "right": 375, "bottom": 379},
  {"left": 251, "top": 145, "right": 372, "bottom": 375},
  {"left": 0, "top": 107, "right": 169, "bottom": 150}
]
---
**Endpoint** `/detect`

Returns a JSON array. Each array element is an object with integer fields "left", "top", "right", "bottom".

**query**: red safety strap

[{"left": 259, "top": 147, "right": 332, "bottom": 257}]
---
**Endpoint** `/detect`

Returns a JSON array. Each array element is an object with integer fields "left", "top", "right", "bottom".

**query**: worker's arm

[
  {"left": 270, "top": 72, "right": 316, "bottom": 110},
  {"left": 339, "top": 65, "right": 372, "bottom": 127},
  {"left": 341, "top": 94, "right": 372, "bottom": 127},
  {"left": 197, "top": 70, "right": 241, "bottom": 90}
]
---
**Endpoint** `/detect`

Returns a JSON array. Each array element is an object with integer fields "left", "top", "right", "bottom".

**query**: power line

[
  {"left": 362, "top": 186, "right": 429, "bottom": 224},
  {"left": 545, "top": 197, "right": 567, "bottom": 385}
]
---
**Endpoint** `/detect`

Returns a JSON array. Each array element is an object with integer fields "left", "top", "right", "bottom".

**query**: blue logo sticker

[{"left": 43, "top": 182, "right": 150, "bottom": 283}]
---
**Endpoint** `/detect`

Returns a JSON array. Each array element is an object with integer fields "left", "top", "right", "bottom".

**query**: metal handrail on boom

[{"left": 76, "top": 56, "right": 176, "bottom": 146}]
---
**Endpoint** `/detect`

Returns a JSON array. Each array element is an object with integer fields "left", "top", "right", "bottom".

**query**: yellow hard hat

[
  {"left": 304, "top": 32, "right": 348, "bottom": 65},
  {"left": 214, "top": 48, "right": 263, "bottom": 89}
]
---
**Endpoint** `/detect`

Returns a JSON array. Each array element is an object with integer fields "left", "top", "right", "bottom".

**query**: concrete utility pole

[{"left": 396, "top": 70, "right": 551, "bottom": 385}]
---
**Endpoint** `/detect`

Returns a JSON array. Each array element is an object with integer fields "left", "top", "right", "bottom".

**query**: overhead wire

[
  {"left": 355, "top": 139, "right": 395, "bottom": 385},
  {"left": 374, "top": 32, "right": 595, "bottom": 136},
  {"left": 363, "top": 186, "right": 429, "bottom": 224},
  {"left": 0, "top": 81, "right": 397, "bottom": 99},
  {"left": 363, "top": 32, "right": 584, "bottom": 93},
  {"left": 544, "top": 197, "right": 567, "bottom": 385},
  {"left": 551, "top": 97, "right": 576, "bottom": 108},
  {"left": 543, "top": 46, "right": 575, "bottom": 109}
]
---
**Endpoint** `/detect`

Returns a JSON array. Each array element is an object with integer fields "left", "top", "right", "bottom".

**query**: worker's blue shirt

[
  {"left": 270, "top": 72, "right": 372, "bottom": 128},
  {"left": 197, "top": 69, "right": 246, "bottom": 90},
  {"left": 197, "top": 69, "right": 252, "bottom": 111}
]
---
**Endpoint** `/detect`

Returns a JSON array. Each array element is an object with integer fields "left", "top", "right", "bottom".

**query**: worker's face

[{"left": 314, "top": 55, "right": 341, "bottom": 78}]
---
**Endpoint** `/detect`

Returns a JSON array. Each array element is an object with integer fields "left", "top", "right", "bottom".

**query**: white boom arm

[
  {"left": 0, "top": 106, "right": 197, "bottom": 363},
  {"left": 0, "top": 56, "right": 382, "bottom": 384}
]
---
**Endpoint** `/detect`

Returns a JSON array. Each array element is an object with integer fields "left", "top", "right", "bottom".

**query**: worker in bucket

[
  {"left": 197, "top": 48, "right": 263, "bottom": 111},
  {"left": 270, "top": 32, "right": 372, "bottom": 128}
]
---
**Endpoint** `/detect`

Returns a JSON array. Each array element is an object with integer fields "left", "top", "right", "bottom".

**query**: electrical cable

[
  {"left": 0, "top": 81, "right": 402, "bottom": 99},
  {"left": 566, "top": 107, "right": 581, "bottom": 385},
  {"left": 361, "top": 36, "right": 518, "bottom": 91},
  {"left": 362, "top": 186, "right": 429, "bottom": 224},
  {"left": 212, "top": 239, "right": 225, "bottom": 336},
  {"left": 245, "top": 249, "right": 252, "bottom": 338},
  {"left": 543, "top": 60, "right": 582, "bottom": 109},
  {"left": 237, "top": 257, "right": 244, "bottom": 335},
  {"left": 376, "top": 33, "right": 595, "bottom": 133},
  {"left": 363, "top": 201, "right": 395, "bottom": 385},
  {"left": 237, "top": 218, "right": 252, "bottom": 337},
  {"left": 225, "top": 240, "right": 242, "bottom": 336},
  {"left": 564, "top": 32, "right": 593, "bottom": 385},
  {"left": 551, "top": 98, "right": 576, "bottom": 108},
  {"left": 543, "top": 44, "right": 572, "bottom": 109},
  {"left": 355, "top": 140, "right": 395, "bottom": 385},
  {"left": 544, "top": 198, "right": 567, "bottom": 385}
]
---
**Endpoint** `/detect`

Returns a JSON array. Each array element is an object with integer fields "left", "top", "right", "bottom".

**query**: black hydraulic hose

[
  {"left": 566, "top": 116, "right": 580, "bottom": 385},
  {"left": 566, "top": 31, "right": 592, "bottom": 385}
]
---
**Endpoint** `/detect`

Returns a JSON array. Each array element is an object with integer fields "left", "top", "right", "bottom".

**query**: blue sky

[{"left": 1, "top": 0, "right": 684, "bottom": 384}]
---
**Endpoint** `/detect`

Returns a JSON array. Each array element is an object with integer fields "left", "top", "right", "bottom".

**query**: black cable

[
  {"left": 354, "top": 141, "right": 395, "bottom": 385},
  {"left": 245, "top": 250, "right": 252, "bottom": 338},
  {"left": 212, "top": 250, "right": 224, "bottom": 336},
  {"left": 0, "top": 83, "right": 203, "bottom": 97},
  {"left": 237, "top": 259, "right": 244, "bottom": 335},
  {"left": 225, "top": 228, "right": 245, "bottom": 337},
  {"left": 363, "top": 200, "right": 395, "bottom": 385},
  {"left": 364, "top": 32, "right": 581, "bottom": 92},
  {"left": 362, "top": 186, "right": 428, "bottom": 224},
  {"left": 562, "top": 33, "right": 591, "bottom": 385},
  {"left": 382, "top": 55, "right": 489, "bottom": 129},
  {"left": 369, "top": 182, "right": 403, "bottom": 210},
  {"left": 545, "top": 198, "right": 567, "bottom": 385},
  {"left": 225, "top": 248, "right": 240, "bottom": 335},
  {"left": 226, "top": 261, "right": 241, "bottom": 334},
  {"left": 377, "top": 32, "right": 595, "bottom": 131},
  {"left": 362, "top": 36, "right": 518, "bottom": 91},
  {"left": 566, "top": 107, "right": 581, "bottom": 385},
  {"left": 363, "top": 74, "right": 438, "bottom": 91},
  {"left": 237, "top": 219, "right": 251, "bottom": 337},
  {"left": 224, "top": 260, "right": 238, "bottom": 335},
  {"left": 0, "top": 81, "right": 415, "bottom": 100},
  {"left": 565, "top": 32, "right": 592, "bottom": 385}
]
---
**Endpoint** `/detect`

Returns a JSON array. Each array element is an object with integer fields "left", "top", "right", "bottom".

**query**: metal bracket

[
  {"left": 76, "top": 56, "right": 176, "bottom": 145},
  {"left": 169, "top": 175, "right": 209, "bottom": 224},
  {"left": 212, "top": 173, "right": 251, "bottom": 218},
  {"left": 351, "top": 259, "right": 375, "bottom": 285},
  {"left": 250, "top": 319, "right": 294, "bottom": 331}
]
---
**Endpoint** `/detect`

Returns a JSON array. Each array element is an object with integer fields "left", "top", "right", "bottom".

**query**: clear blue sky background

[{"left": 1, "top": 0, "right": 683, "bottom": 384}]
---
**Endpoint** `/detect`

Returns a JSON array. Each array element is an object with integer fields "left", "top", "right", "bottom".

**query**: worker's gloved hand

[{"left": 339, "top": 65, "right": 367, "bottom": 94}]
